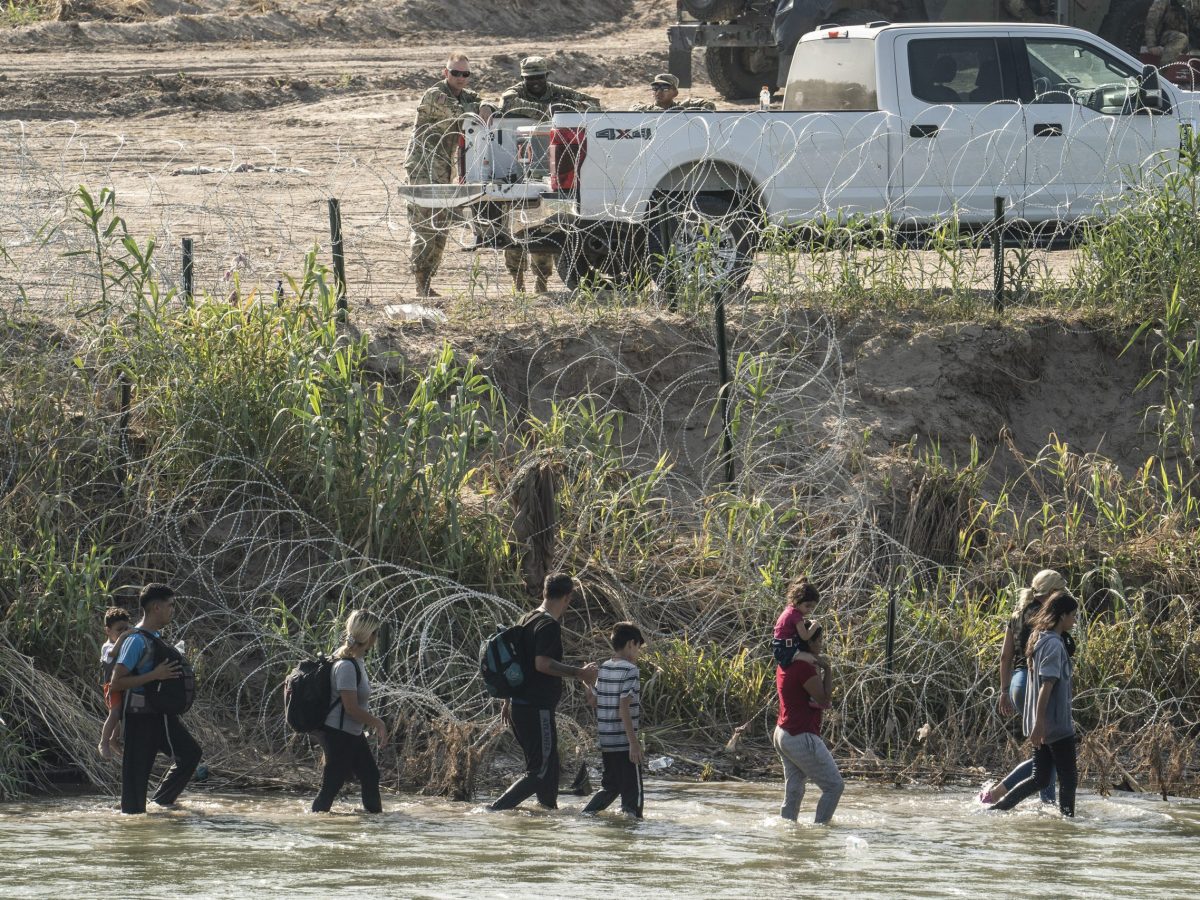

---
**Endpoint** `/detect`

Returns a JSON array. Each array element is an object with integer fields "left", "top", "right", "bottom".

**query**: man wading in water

[
  {"left": 109, "top": 583, "right": 202, "bottom": 814},
  {"left": 490, "top": 573, "right": 598, "bottom": 810}
]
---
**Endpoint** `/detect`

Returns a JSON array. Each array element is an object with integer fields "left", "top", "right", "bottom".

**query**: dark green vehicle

[{"left": 668, "top": 0, "right": 1155, "bottom": 99}]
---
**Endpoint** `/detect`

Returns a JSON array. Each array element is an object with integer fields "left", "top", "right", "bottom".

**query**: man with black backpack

[
  {"left": 490, "top": 573, "right": 597, "bottom": 811},
  {"left": 109, "top": 582, "right": 202, "bottom": 814}
]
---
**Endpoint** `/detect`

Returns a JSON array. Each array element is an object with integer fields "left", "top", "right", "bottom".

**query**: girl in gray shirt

[{"left": 989, "top": 591, "right": 1079, "bottom": 817}]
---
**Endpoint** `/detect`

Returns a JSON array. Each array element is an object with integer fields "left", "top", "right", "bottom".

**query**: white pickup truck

[{"left": 402, "top": 22, "right": 1196, "bottom": 288}]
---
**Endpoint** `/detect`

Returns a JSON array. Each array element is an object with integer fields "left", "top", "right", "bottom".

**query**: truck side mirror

[{"left": 1140, "top": 63, "right": 1164, "bottom": 111}]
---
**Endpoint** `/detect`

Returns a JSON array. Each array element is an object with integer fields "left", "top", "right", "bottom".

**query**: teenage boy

[
  {"left": 109, "top": 583, "right": 202, "bottom": 814},
  {"left": 583, "top": 622, "right": 646, "bottom": 818},
  {"left": 490, "top": 573, "right": 598, "bottom": 811}
]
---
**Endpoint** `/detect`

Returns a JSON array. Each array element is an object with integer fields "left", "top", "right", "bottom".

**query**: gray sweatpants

[{"left": 772, "top": 725, "right": 844, "bottom": 824}]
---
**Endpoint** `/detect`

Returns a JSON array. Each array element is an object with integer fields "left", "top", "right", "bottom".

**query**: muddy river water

[{"left": 1, "top": 782, "right": 1195, "bottom": 898}]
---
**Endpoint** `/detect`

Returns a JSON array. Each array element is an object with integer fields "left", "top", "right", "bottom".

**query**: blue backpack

[{"left": 480, "top": 624, "right": 527, "bottom": 698}]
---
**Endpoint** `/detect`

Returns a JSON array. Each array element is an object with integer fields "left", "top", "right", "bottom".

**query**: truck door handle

[
  {"left": 909, "top": 124, "right": 939, "bottom": 138},
  {"left": 1033, "top": 123, "right": 1063, "bottom": 137}
]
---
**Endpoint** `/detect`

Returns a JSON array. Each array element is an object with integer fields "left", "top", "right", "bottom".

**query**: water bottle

[
  {"left": 759, "top": 86, "right": 771, "bottom": 111},
  {"left": 174, "top": 639, "right": 186, "bottom": 656},
  {"left": 647, "top": 755, "right": 673, "bottom": 772}
]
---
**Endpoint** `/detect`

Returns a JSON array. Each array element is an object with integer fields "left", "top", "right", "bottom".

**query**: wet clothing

[
  {"left": 515, "top": 609, "right": 564, "bottom": 709},
  {"left": 1003, "top": 667, "right": 1056, "bottom": 803},
  {"left": 324, "top": 658, "right": 368, "bottom": 735},
  {"left": 773, "top": 727, "right": 844, "bottom": 823},
  {"left": 1022, "top": 632, "right": 1074, "bottom": 744},
  {"left": 594, "top": 658, "right": 640, "bottom": 752},
  {"left": 120, "top": 712, "right": 202, "bottom": 814},
  {"left": 404, "top": 80, "right": 487, "bottom": 279},
  {"left": 774, "top": 657, "right": 841, "bottom": 822},
  {"left": 776, "top": 659, "right": 823, "bottom": 736},
  {"left": 583, "top": 751, "right": 644, "bottom": 818},
  {"left": 312, "top": 726, "right": 382, "bottom": 813},
  {"left": 631, "top": 97, "right": 717, "bottom": 112},
  {"left": 991, "top": 735, "right": 1077, "bottom": 817},
  {"left": 491, "top": 704, "right": 560, "bottom": 810}
]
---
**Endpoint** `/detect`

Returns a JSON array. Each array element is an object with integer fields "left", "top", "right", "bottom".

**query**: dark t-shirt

[
  {"left": 517, "top": 608, "right": 563, "bottom": 709},
  {"left": 1009, "top": 600, "right": 1042, "bottom": 672},
  {"left": 776, "top": 659, "right": 822, "bottom": 736}
]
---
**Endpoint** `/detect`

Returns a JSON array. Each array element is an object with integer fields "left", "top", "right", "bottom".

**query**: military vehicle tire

[
  {"left": 681, "top": 0, "right": 746, "bottom": 20},
  {"left": 1098, "top": 0, "right": 1155, "bottom": 55},
  {"left": 706, "top": 46, "right": 779, "bottom": 101}
]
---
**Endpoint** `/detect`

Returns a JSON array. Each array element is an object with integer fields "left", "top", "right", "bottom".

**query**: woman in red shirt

[{"left": 772, "top": 625, "right": 844, "bottom": 824}]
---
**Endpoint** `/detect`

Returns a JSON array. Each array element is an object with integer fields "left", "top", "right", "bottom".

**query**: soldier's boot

[
  {"left": 512, "top": 274, "right": 526, "bottom": 293},
  {"left": 535, "top": 273, "right": 549, "bottom": 294},
  {"left": 415, "top": 272, "right": 439, "bottom": 298}
]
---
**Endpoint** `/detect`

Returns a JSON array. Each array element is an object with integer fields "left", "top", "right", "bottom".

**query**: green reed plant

[{"left": 642, "top": 637, "right": 773, "bottom": 738}]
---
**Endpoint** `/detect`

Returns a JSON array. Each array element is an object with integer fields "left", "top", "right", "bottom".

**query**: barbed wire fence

[{"left": 0, "top": 104, "right": 1197, "bottom": 799}]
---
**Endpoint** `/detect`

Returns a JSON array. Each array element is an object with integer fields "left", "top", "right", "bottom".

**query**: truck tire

[
  {"left": 681, "top": 0, "right": 747, "bottom": 20},
  {"left": 648, "top": 192, "right": 758, "bottom": 294},
  {"left": 1098, "top": 0, "right": 1154, "bottom": 56},
  {"left": 705, "top": 46, "right": 778, "bottom": 101}
]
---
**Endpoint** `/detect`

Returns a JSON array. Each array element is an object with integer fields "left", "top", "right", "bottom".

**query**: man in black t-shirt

[{"left": 490, "top": 573, "right": 598, "bottom": 810}]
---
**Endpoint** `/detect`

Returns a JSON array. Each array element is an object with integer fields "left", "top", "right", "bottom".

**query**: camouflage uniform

[
  {"left": 404, "top": 80, "right": 487, "bottom": 292},
  {"left": 497, "top": 73, "right": 602, "bottom": 292},
  {"left": 631, "top": 97, "right": 717, "bottom": 112},
  {"left": 1144, "top": 0, "right": 1193, "bottom": 62}
]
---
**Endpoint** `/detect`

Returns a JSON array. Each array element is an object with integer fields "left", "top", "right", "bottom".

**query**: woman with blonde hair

[{"left": 312, "top": 610, "right": 389, "bottom": 813}]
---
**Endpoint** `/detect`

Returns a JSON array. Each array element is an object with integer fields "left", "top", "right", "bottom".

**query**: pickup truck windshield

[{"left": 784, "top": 38, "right": 878, "bottom": 111}]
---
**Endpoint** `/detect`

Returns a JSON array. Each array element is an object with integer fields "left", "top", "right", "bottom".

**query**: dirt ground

[{"left": 0, "top": 0, "right": 1155, "bottom": 477}]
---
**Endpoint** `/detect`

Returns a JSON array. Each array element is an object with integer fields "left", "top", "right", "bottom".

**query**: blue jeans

[{"left": 1003, "top": 668, "right": 1056, "bottom": 803}]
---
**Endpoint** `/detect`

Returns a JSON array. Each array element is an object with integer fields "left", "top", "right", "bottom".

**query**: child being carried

[
  {"left": 772, "top": 578, "right": 820, "bottom": 670},
  {"left": 98, "top": 606, "right": 131, "bottom": 759}
]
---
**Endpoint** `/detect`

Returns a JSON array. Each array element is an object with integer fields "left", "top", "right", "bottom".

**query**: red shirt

[
  {"left": 777, "top": 659, "right": 822, "bottom": 736},
  {"left": 774, "top": 605, "right": 806, "bottom": 640}
]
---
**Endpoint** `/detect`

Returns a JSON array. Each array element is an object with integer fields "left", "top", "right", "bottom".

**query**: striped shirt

[{"left": 594, "top": 658, "right": 641, "bottom": 751}]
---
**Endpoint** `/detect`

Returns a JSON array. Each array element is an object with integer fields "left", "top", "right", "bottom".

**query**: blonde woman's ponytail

[{"left": 334, "top": 609, "right": 380, "bottom": 659}]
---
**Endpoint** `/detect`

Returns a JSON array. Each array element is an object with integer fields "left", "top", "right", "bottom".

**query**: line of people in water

[{"left": 97, "top": 569, "right": 1079, "bottom": 821}]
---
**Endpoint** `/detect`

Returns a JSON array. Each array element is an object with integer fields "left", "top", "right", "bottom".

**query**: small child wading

[
  {"left": 98, "top": 607, "right": 131, "bottom": 759},
  {"left": 583, "top": 622, "right": 646, "bottom": 819},
  {"left": 772, "top": 578, "right": 820, "bottom": 669}
]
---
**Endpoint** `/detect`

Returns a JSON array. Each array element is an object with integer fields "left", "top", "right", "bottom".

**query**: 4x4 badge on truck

[{"left": 595, "top": 128, "right": 652, "bottom": 140}]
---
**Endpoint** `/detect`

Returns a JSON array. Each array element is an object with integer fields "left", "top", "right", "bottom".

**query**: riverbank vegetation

[{"left": 1, "top": 171, "right": 1199, "bottom": 801}]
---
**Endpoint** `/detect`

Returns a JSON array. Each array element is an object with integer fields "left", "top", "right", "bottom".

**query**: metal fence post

[
  {"left": 116, "top": 372, "right": 131, "bottom": 485},
  {"left": 328, "top": 198, "right": 347, "bottom": 317},
  {"left": 992, "top": 196, "right": 1005, "bottom": 313},
  {"left": 715, "top": 286, "right": 735, "bottom": 486},
  {"left": 181, "top": 237, "right": 194, "bottom": 306}
]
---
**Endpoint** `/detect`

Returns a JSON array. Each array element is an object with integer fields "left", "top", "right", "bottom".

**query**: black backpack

[
  {"left": 284, "top": 655, "right": 361, "bottom": 733},
  {"left": 117, "top": 628, "right": 196, "bottom": 715},
  {"left": 480, "top": 624, "right": 527, "bottom": 699}
]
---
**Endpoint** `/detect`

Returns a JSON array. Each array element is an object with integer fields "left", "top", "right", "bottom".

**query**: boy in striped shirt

[{"left": 583, "top": 622, "right": 646, "bottom": 818}]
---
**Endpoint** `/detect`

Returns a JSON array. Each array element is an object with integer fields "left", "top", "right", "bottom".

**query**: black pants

[
  {"left": 491, "top": 704, "right": 559, "bottom": 810},
  {"left": 120, "top": 712, "right": 202, "bottom": 814},
  {"left": 312, "top": 726, "right": 382, "bottom": 813},
  {"left": 991, "top": 734, "right": 1077, "bottom": 817},
  {"left": 583, "top": 750, "right": 644, "bottom": 818}
]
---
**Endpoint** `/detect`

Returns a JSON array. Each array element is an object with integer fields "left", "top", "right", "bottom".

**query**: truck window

[
  {"left": 1023, "top": 38, "right": 1144, "bottom": 114},
  {"left": 907, "top": 38, "right": 1012, "bottom": 105},
  {"left": 784, "top": 38, "right": 877, "bottom": 111}
]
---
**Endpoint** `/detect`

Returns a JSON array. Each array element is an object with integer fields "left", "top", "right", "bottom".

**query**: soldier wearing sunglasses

[
  {"left": 632, "top": 74, "right": 716, "bottom": 112},
  {"left": 404, "top": 52, "right": 495, "bottom": 298}
]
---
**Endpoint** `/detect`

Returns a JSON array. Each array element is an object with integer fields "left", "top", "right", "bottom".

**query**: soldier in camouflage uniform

[
  {"left": 497, "top": 56, "right": 601, "bottom": 294},
  {"left": 404, "top": 53, "right": 494, "bottom": 298},
  {"left": 1144, "top": 0, "right": 1196, "bottom": 63},
  {"left": 631, "top": 73, "right": 717, "bottom": 112}
]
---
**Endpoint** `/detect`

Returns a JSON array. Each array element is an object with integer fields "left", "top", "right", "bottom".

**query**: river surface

[{"left": 1, "top": 782, "right": 1196, "bottom": 898}]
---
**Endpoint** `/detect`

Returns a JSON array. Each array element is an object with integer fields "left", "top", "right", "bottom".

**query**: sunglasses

[
  {"left": 651, "top": 85, "right": 672, "bottom": 91},
  {"left": 448, "top": 69, "right": 471, "bottom": 78}
]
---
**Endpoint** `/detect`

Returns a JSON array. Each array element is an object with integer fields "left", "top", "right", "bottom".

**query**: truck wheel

[
  {"left": 1098, "top": 0, "right": 1154, "bottom": 56},
  {"left": 681, "top": 0, "right": 747, "bottom": 19},
  {"left": 705, "top": 46, "right": 778, "bottom": 101},
  {"left": 648, "top": 193, "right": 758, "bottom": 294}
]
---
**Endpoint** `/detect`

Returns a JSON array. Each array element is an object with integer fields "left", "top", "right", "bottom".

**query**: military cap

[
  {"left": 520, "top": 56, "right": 550, "bottom": 77},
  {"left": 650, "top": 73, "right": 679, "bottom": 89}
]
